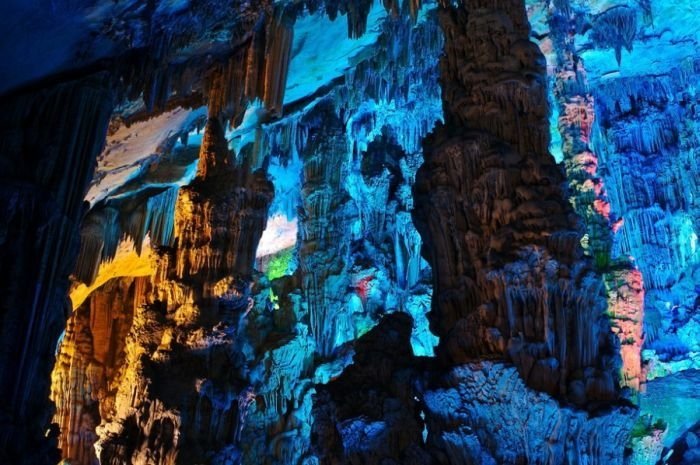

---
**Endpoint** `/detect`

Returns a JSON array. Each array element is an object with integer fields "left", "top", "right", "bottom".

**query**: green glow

[{"left": 265, "top": 247, "right": 295, "bottom": 281}]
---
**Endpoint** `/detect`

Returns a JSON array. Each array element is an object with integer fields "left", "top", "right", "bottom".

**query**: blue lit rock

[
  {"left": 526, "top": 0, "right": 700, "bottom": 458},
  {"left": 4, "top": 0, "right": 700, "bottom": 464},
  {"left": 661, "top": 421, "right": 700, "bottom": 465},
  {"left": 423, "top": 362, "right": 635, "bottom": 465}
]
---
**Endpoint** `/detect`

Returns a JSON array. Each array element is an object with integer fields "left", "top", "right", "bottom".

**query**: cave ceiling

[{"left": 1, "top": 0, "right": 699, "bottom": 464}]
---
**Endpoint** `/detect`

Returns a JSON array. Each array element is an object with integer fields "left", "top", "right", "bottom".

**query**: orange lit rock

[
  {"left": 51, "top": 277, "right": 147, "bottom": 465},
  {"left": 93, "top": 117, "right": 272, "bottom": 464},
  {"left": 607, "top": 269, "right": 646, "bottom": 391},
  {"left": 70, "top": 237, "right": 155, "bottom": 311},
  {"left": 548, "top": 3, "right": 646, "bottom": 392}
]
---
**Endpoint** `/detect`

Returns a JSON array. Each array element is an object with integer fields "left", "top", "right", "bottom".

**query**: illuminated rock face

[
  {"left": 422, "top": 363, "right": 633, "bottom": 465},
  {"left": 542, "top": 1, "right": 646, "bottom": 392},
  {"left": 47, "top": 9, "right": 444, "bottom": 463},
  {"left": 527, "top": 0, "right": 700, "bottom": 457},
  {"left": 51, "top": 277, "right": 145, "bottom": 465},
  {"left": 406, "top": 1, "right": 637, "bottom": 461},
  {"left": 5, "top": 0, "right": 700, "bottom": 464},
  {"left": 90, "top": 117, "right": 273, "bottom": 464}
]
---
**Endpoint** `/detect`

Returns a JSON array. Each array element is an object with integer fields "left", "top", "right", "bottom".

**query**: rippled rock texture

[
  {"left": 6, "top": 0, "right": 700, "bottom": 463},
  {"left": 93, "top": 117, "right": 273, "bottom": 464},
  {"left": 415, "top": 0, "right": 621, "bottom": 405},
  {"left": 45, "top": 6, "right": 444, "bottom": 464},
  {"left": 528, "top": 0, "right": 700, "bottom": 459},
  {"left": 0, "top": 73, "right": 114, "bottom": 464},
  {"left": 423, "top": 362, "right": 634, "bottom": 465}
]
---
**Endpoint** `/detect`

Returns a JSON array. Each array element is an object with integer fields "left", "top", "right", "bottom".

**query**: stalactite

[
  {"left": 73, "top": 185, "right": 180, "bottom": 286},
  {"left": 51, "top": 277, "right": 143, "bottom": 465},
  {"left": 298, "top": 100, "right": 353, "bottom": 357},
  {"left": 175, "top": 118, "right": 273, "bottom": 282},
  {"left": 206, "top": 8, "right": 294, "bottom": 126},
  {"left": 580, "top": 5, "right": 700, "bottom": 399}
]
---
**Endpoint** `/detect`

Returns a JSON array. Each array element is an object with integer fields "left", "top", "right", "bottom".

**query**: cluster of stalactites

[
  {"left": 382, "top": 0, "right": 423, "bottom": 22},
  {"left": 547, "top": 3, "right": 646, "bottom": 392},
  {"left": 73, "top": 187, "right": 179, "bottom": 285},
  {"left": 206, "top": 9, "right": 294, "bottom": 127},
  {"left": 196, "top": 116, "right": 234, "bottom": 179},
  {"left": 50, "top": 277, "right": 146, "bottom": 465}
]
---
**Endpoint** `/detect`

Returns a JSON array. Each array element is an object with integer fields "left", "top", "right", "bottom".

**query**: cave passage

[{"left": 1, "top": 0, "right": 699, "bottom": 464}]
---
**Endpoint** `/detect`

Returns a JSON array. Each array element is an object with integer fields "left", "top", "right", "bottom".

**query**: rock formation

[
  {"left": 527, "top": 0, "right": 700, "bottom": 459},
  {"left": 51, "top": 277, "right": 146, "bottom": 465},
  {"left": 2, "top": 0, "right": 699, "bottom": 464},
  {"left": 91, "top": 117, "right": 273, "bottom": 464},
  {"left": 0, "top": 73, "right": 114, "bottom": 464},
  {"left": 415, "top": 0, "right": 622, "bottom": 404},
  {"left": 660, "top": 421, "right": 700, "bottom": 465},
  {"left": 544, "top": 0, "right": 646, "bottom": 392}
]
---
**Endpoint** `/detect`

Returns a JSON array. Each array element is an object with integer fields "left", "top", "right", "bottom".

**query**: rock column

[
  {"left": 95, "top": 117, "right": 273, "bottom": 464},
  {"left": 414, "top": 0, "right": 621, "bottom": 404}
]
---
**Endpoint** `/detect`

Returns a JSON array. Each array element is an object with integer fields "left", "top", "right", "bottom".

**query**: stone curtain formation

[{"left": 0, "top": 0, "right": 699, "bottom": 464}]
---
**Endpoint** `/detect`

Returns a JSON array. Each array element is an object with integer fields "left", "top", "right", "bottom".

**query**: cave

[{"left": 0, "top": 0, "right": 699, "bottom": 464}]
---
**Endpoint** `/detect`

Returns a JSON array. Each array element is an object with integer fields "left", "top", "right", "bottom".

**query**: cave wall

[
  {"left": 5, "top": 0, "right": 700, "bottom": 464},
  {"left": 0, "top": 73, "right": 114, "bottom": 464},
  {"left": 527, "top": 0, "right": 700, "bottom": 458},
  {"left": 48, "top": 7, "right": 445, "bottom": 464}
]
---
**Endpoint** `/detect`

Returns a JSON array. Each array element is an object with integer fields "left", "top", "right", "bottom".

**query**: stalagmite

[
  {"left": 546, "top": 1, "right": 646, "bottom": 392},
  {"left": 92, "top": 117, "right": 273, "bottom": 464},
  {"left": 415, "top": 0, "right": 621, "bottom": 403}
]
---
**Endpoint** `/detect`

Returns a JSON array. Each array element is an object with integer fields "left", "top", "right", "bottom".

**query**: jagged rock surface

[
  {"left": 423, "top": 362, "right": 634, "bottom": 465},
  {"left": 312, "top": 313, "right": 430, "bottom": 465},
  {"left": 544, "top": 0, "right": 646, "bottom": 391},
  {"left": 13, "top": 0, "right": 700, "bottom": 464},
  {"left": 414, "top": 0, "right": 621, "bottom": 404},
  {"left": 527, "top": 0, "right": 700, "bottom": 458},
  {"left": 92, "top": 118, "right": 273, "bottom": 464},
  {"left": 51, "top": 277, "right": 146, "bottom": 465},
  {"left": 49, "top": 9, "right": 445, "bottom": 464}
]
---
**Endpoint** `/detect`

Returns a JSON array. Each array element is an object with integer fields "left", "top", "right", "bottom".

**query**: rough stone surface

[
  {"left": 13, "top": 1, "right": 700, "bottom": 464},
  {"left": 423, "top": 362, "right": 635, "bottom": 465},
  {"left": 414, "top": 0, "right": 622, "bottom": 405},
  {"left": 0, "top": 73, "right": 114, "bottom": 464}
]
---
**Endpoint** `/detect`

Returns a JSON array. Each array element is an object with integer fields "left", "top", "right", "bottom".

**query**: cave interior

[{"left": 1, "top": 0, "right": 699, "bottom": 464}]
